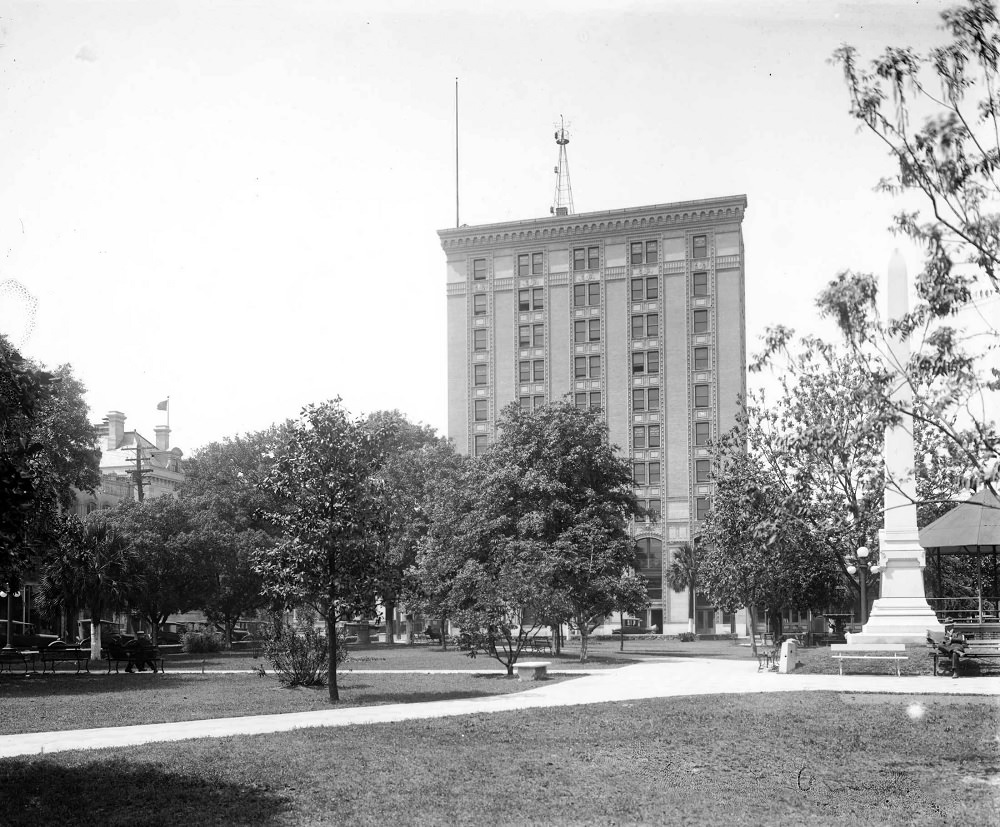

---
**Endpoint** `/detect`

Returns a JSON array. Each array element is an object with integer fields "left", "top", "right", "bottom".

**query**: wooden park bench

[
  {"left": 514, "top": 661, "right": 550, "bottom": 681},
  {"left": 40, "top": 643, "right": 90, "bottom": 674},
  {"left": 0, "top": 649, "right": 31, "bottom": 674},
  {"left": 830, "top": 643, "right": 908, "bottom": 676},
  {"left": 527, "top": 636, "right": 553, "bottom": 654},
  {"left": 756, "top": 644, "right": 780, "bottom": 672},
  {"left": 103, "top": 643, "right": 165, "bottom": 674},
  {"left": 929, "top": 624, "right": 1000, "bottom": 678}
]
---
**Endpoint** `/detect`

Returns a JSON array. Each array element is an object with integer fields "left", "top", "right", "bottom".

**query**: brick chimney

[
  {"left": 154, "top": 425, "right": 170, "bottom": 452},
  {"left": 105, "top": 411, "right": 125, "bottom": 451}
]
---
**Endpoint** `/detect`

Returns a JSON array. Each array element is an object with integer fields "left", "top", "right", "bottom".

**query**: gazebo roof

[{"left": 919, "top": 487, "right": 1000, "bottom": 555}]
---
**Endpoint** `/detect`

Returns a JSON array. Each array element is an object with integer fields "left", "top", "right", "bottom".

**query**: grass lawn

[
  {"left": 156, "top": 637, "right": 750, "bottom": 673},
  {"left": 1, "top": 692, "right": 995, "bottom": 826},
  {"left": 0, "top": 671, "right": 579, "bottom": 735}
]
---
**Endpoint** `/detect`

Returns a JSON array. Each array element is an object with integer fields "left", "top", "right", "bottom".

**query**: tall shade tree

[
  {"left": 182, "top": 427, "right": 286, "bottom": 645},
  {"left": 404, "top": 452, "right": 474, "bottom": 652},
  {"left": 699, "top": 442, "right": 840, "bottom": 652},
  {"left": 1, "top": 338, "right": 100, "bottom": 581},
  {"left": 748, "top": 343, "right": 895, "bottom": 585},
  {"left": 112, "top": 498, "right": 212, "bottom": 645},
  {"left": 364, "top": 410, "right": 451, "bottom": 645},
  {"left": 469, "top": 402, "right": 643, "bottom": 664},
  {"left": 257, "top": 398, "right": 388, "bottom": 702},
  {"left": 37, "top": 511, "right": 139, "bottom": 659},
  {"left": 819, "top": 0, "right": 1000, "bottom": 493}
]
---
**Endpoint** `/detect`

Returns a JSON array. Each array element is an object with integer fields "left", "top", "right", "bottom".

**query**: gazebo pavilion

[{"left": 919, "top": 488, "right": 1000, "bottom": 624}]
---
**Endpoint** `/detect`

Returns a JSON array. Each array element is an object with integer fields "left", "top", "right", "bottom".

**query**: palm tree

[
  {"left": 38, "top": 511, "right": 138, "bottom": 659},
  {"left": 667, "top": 542, "right": 699, "bottom": 635}
]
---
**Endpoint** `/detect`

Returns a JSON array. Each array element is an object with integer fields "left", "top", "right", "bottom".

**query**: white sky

[{"left": 0, "top": 0, "right": 965, "bottom": 455}]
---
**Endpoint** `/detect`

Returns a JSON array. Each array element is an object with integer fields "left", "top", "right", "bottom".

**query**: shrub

[
  {"left": 264, "top": 618, "right": 348, "bottom": 687},
  {"left": 181, "top": 629, "right": 223, "bottom": 653},
  {"left": 678, "top": 632, "right": 696, "bottom": 642}
]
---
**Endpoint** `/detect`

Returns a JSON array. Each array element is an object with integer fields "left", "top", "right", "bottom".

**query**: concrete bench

[
  {"left": 514, "top": 661, "right": 550, "bottom": 681},
  {"left": 830, "top": 643, "right": 907, "bottom": 676}
]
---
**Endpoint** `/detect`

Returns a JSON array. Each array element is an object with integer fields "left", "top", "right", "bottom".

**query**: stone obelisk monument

[{"left": 847, "top": 251, "right": 945, "bottom": 644}]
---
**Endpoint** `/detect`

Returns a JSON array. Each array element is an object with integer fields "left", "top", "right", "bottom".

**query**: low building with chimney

[{"left": 76, "top": 410, "right": 185, "bottom": 514}]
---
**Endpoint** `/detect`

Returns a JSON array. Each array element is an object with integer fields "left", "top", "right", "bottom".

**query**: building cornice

[{"left": 437, "top": 194, "right": 747, "bottom": 251}]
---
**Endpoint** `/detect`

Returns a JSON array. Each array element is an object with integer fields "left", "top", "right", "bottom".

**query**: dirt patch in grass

[
  {"left": 0, "top": 671, "right": 579, "bottom": 735},
  {"left": 1, "top": 692, "right": 995, "bottom": 826}
]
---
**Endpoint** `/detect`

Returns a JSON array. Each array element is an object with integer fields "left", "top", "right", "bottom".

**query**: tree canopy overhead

[{"left": 817, "top": 0, "right": 1000, "bottom": 494}]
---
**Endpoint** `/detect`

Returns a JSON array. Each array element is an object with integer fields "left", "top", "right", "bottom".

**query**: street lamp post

[
  {"left": 1, "top": 585, "right": 21, "bottom": 651},
  {"left": 846, "top": 546, "right": 881, "bottom": 627}
]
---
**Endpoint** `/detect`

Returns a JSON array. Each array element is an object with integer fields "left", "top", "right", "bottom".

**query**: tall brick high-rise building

[{"left": 438, "top": 194, "right": 748, "bottom": 634}]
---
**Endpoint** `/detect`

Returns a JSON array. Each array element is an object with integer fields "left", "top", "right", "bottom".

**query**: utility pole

[{"left": 124, "top": 442, "right": 152, "bottom": 502}]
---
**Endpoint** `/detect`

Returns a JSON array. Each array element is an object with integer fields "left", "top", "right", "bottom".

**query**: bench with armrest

[
  {"left": 830, "top": 643, "right": 908, "bottom": 676},
  {"left": 0, "top": 649, "right": 30, "bottom": 674},
  {"left": 929, "top": 624, "right": 1000, "bottom": 678},
  {"left": 103, "top": 643, "right": 165, "bottom": 674},
  {"left": 40, "top": 642, "right": 90, "bottom": 674},
  {"left": 528, "top": 636, "right": 553, "bottom": 654}
]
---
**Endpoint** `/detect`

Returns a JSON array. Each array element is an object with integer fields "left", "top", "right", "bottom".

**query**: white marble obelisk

[{"left": 847, "top": 251, "right": 945, "bottom": 644}]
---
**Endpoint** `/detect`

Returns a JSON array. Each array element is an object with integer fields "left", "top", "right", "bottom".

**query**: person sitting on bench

[{"left": 125, "top": 633, "right": 157, "bottom": 673}]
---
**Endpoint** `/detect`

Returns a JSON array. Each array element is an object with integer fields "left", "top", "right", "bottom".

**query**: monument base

[
  {"left": 846, "top": 596, "right": 945, "bottom": 644},
  {"left": 846, "top": 528, "right": 946, "bottom": 645}
]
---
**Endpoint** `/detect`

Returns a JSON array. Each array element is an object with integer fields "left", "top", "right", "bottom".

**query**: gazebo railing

[{"left": 927, "top": 596, "right": 999, "bottom": 623}]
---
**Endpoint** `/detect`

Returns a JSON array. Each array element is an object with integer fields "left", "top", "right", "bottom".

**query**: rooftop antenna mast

[{"left": 550, "top": 116, "right": 574, "bottom": 216}]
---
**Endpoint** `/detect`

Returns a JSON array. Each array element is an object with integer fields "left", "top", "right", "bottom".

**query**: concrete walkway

[{"left": 1, "top": 657, "right": 997, "bottom": 759}]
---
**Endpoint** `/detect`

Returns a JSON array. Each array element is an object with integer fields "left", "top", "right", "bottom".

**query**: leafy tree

[
  {"left": 197, "top": 515, "right": 269, "bottom": 649},
  {"left": 747, "top": 343, "right": 895, "bottom": 589},
  {"left": 666, "top": 542, "right": 700, "bottom": 635},
  {"left": 37, "top": 511, "right": 139, "bottom": 658},
  {"left": 610, "top": 568, "right": 651, "bottom": 652},
  {"left": 364, "top": 410, "right": 452, "bottom": 645},
  {"left": 114, "top": 497, "right": 212, "bottom": 644},
  {"left": 822, "top": 0, "right": 1000, "bottom": 493},
  {"left": 182, "top": 427, "right": 286, "bottom": 646},
  {"left": 0, "top": 338, "right": 100, "bottom": 581},
  {"left": 699, "top": 442, "right": 840, "bottom": 653},
  {"left": 463, "top": 402, "right": 643, "bottom": 665},
  {"left": 404, "top": 452, "right": 474, "bottom": 652},
  {"left": 257, "top": 398, "right": 388, "bottom": 702}
]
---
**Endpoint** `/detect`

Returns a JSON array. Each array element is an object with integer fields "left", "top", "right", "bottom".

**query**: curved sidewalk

[{"left": 1, "top": 657, "right": 997, "bottom": 759}]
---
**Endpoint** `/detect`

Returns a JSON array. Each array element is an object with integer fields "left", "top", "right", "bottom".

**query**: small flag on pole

[{"left": 156, "top": 399, "right": 169, "bottom": 411}]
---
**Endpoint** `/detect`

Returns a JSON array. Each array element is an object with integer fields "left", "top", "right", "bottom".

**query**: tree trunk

[
  {"left": 748, "top": 605, "right": 758, "bottom": 657},
  {"left": 327, "top": 608, "right": 339, "bottom": 702},
  {"left": 384, "top": 596, "right": 395, "bottom": 645},
  {"left": 440, "top": 614, "right": 447, "bottom": 651},
  {"left": 620, "top": 615, "right": 625, "bottom": 651},
  {"left": 688, "top": 583, "right": 696, "bottom": 634},
  {"left": 90, "top": 611, "right": 102, "bottom": 660},
  {"left": 579, "top": 627, "right": 589, "bottom": 663},
  {"left": 553, "top": 624, "right": 562, "bottom": 656}
]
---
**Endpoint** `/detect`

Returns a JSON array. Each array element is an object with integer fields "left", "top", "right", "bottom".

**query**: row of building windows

[
  {"left": 631, "top": 313, "right": 658, "bottom": 339},
  {"left": 575, "top": 355, "right": 601, "bottom": 379},
  {"left": 638, "top": 499, "right": 661, "bottom": 522},
  {"left": 518, "top": 288, "right": 544, "bottom": 312},
  {"left": 474, "top": 276, "right": 707, "bottom": 313},
  {"left": 519, "top": 360, "right": 545, "bottom": 383},
  {"left": 519, "top": 324, "right": 545, "bottom": 348},
  {"left": 633, "top": 460, "right": 661, "bottom": 487},
  {"left": 575, "top": 392, "right": 602, "bottom": 410},
  {"left": 631, "top": 277, "right": 658, "bottom": 302},
  {"left": 633, "top": 424, "right": 660, "bottom": 449},
  {"left": 520, "top": 395, "right": 545, "bottom": 411},
  {"left": 474, "top": 372, "right": 707, "bottom": 412},
  {"left": 574, "top": 282, "right": 601, "bottom": 307},
  {"left": 573, "top": 247, "right": 600, "bottom": 271},
  {"left": 632, "top": 350, "right": 658, "bottom": 375},
  {"left": 473, "top": 236, "right": 709, "bottom": 283},
  {"left": 574, "top": 318, "right": 601, "bottom": 343}
]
